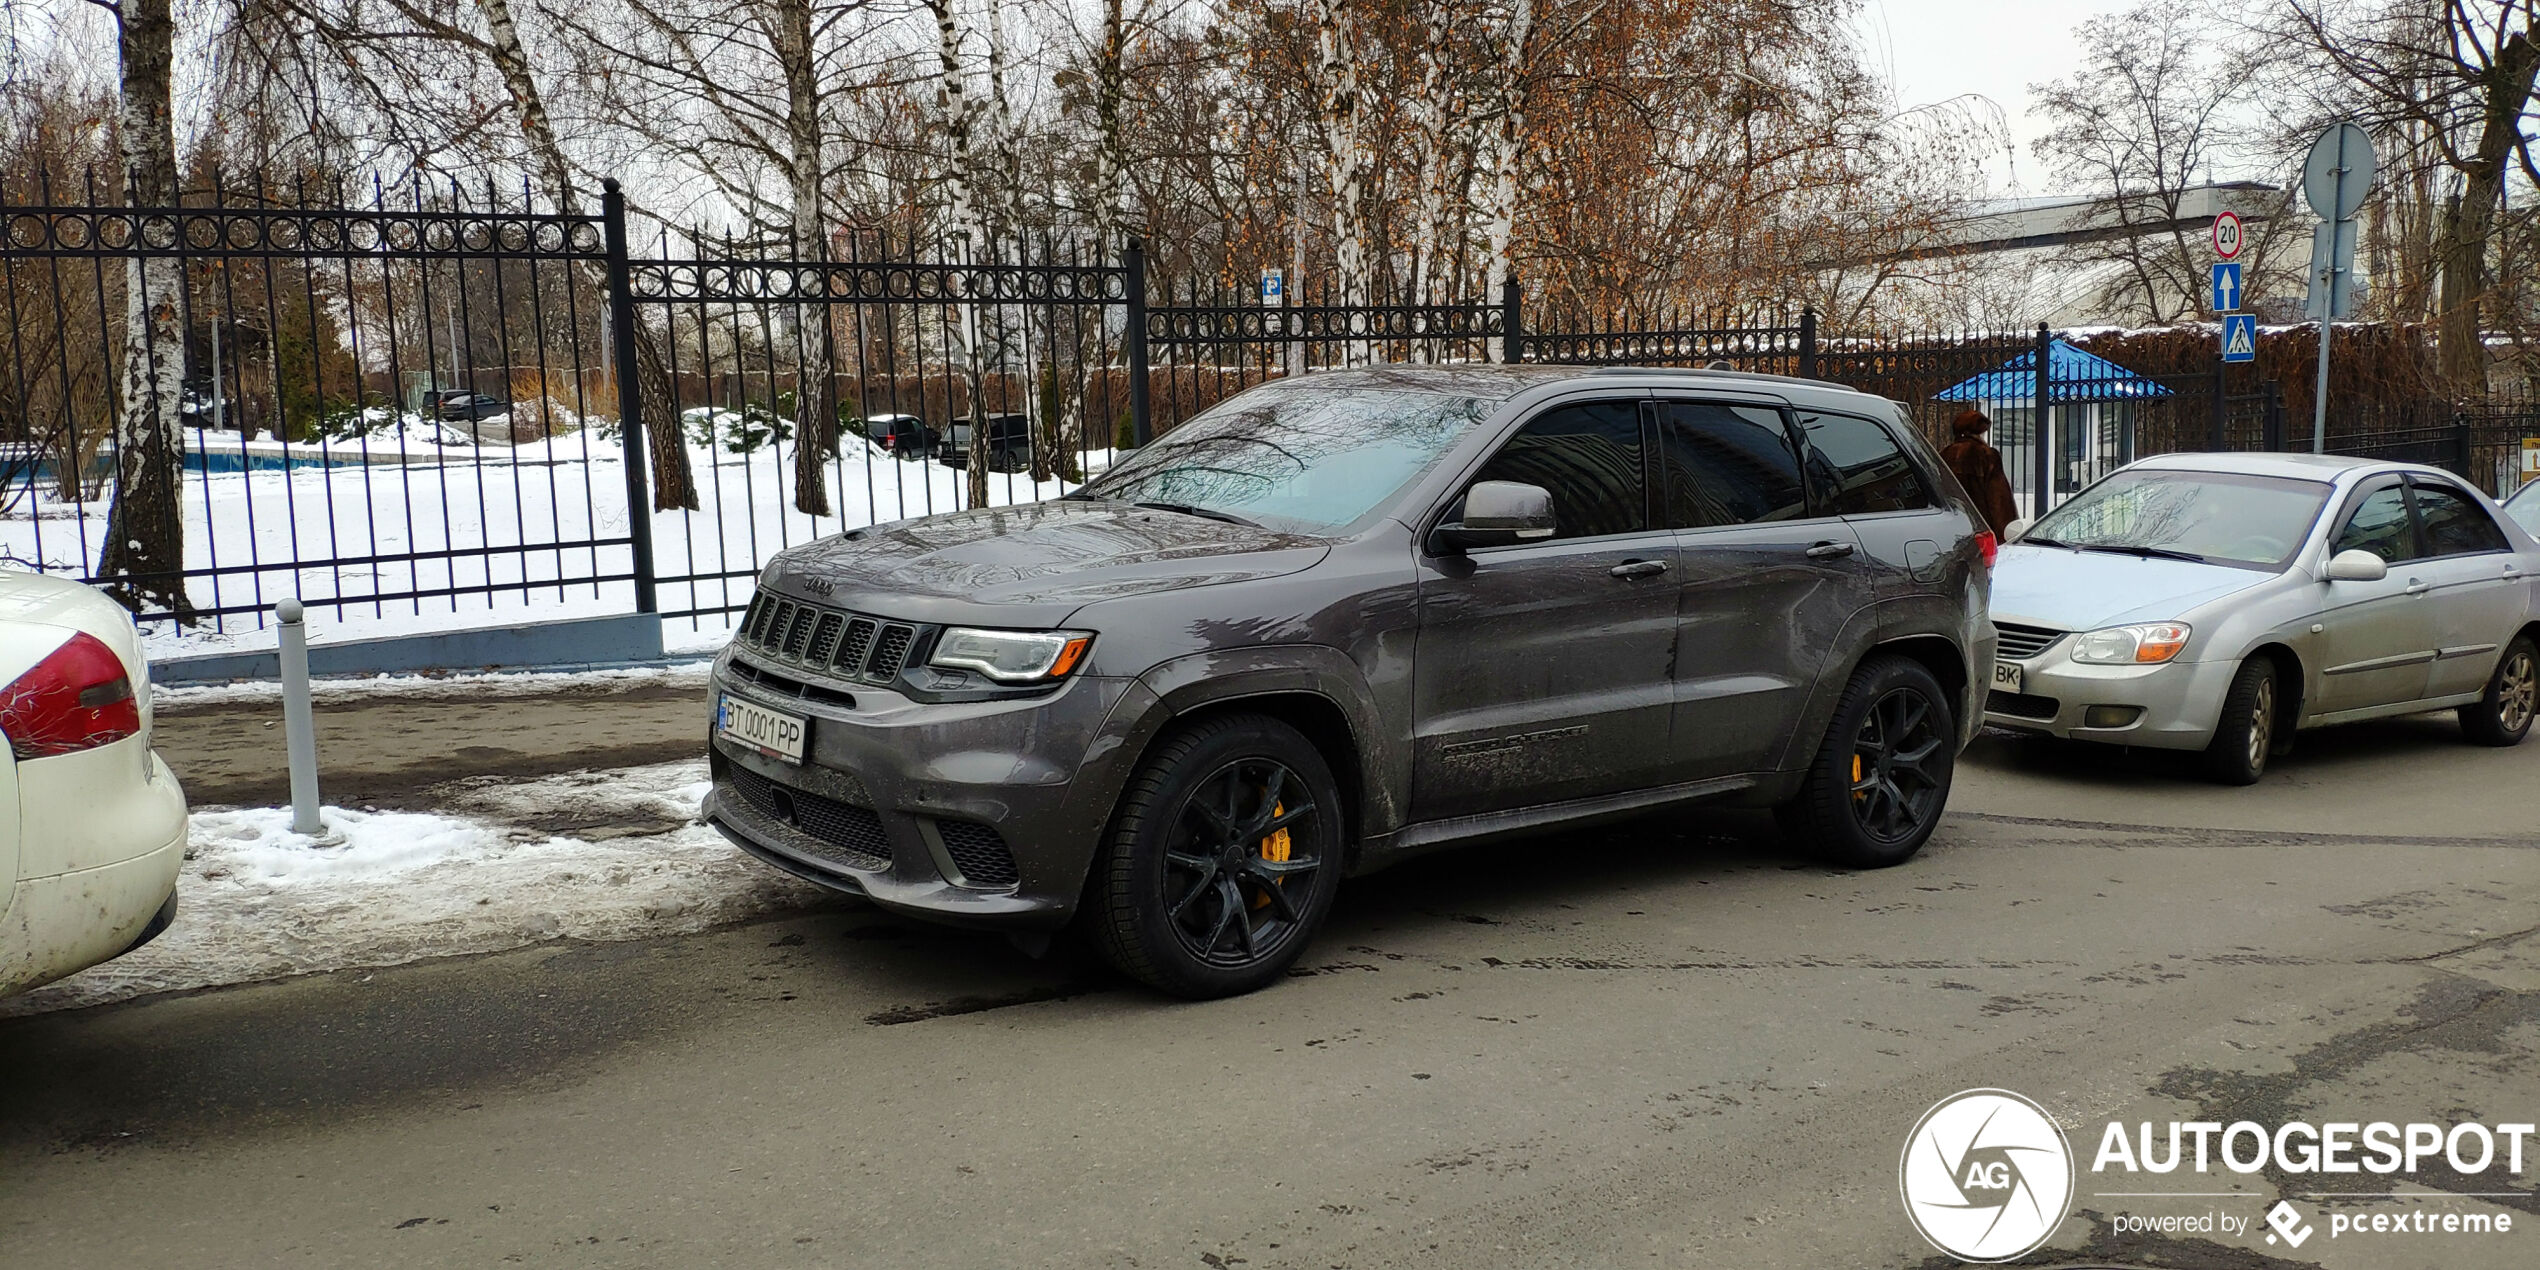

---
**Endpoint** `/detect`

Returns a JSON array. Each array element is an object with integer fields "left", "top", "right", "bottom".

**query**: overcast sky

[{"left": 1856, "top": 0, "right": 2142, "bottom": 196}]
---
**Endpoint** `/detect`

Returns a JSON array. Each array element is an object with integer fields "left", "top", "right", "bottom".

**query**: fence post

[
  {"left": 1798, "top": 307, "right": 1818, "bottom": 380},
  {"left": 601, "top": 179, "right": 659, "bottom": 616},
  {"left": 2454, "top": 412, "right": 2474, "bottom": 478},
  {"left": 1500, "top": 276, "right": 1523, "bottom": 364},
  {"left": 2031, "top": 323, "right": 2054, "bottom": 516},
  {"left": 2210, "top": 355, "right": 2228, "bottom": 451},
  {"left": 2263, "top": 381, "right": 2286, "bottom": 451},
  {"left": 1125, "top": 236, "right": 1151, "bottom": 446}
]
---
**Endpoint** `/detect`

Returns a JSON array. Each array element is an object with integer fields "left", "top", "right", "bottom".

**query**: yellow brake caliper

[
  {"left": 1851, "top": 754, "right": 1865, "bottom": 801},
  {"left": 1255, "top": 801, "right": 1291, "bottom": 908}
]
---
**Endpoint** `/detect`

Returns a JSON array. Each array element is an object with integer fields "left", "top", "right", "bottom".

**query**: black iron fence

[{"left": 5, "top": 178, "right": 2531, "bottom": 643}]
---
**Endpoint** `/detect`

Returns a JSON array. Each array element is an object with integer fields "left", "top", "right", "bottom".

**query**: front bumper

[
  {"left": 1983, "top": 650, "right": 2243, "bottom": 750},
  {"left": 700, "top": 652, "right": 1148, "bottom": 930}
]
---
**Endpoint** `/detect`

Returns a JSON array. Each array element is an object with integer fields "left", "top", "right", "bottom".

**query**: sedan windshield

[
  {"left": 1074, "top": 386, "right": 1491, "bottom": 534},
  {"left": 2023, "top": 469, "right": 2333, "bottom": 571},
  {"left": 2505, "top": 480, "right": 2540, "bottom": 538}
]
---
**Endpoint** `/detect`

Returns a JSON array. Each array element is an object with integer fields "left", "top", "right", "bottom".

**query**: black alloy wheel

[
  {"left": 1088, "top": 713, "right": 1345, "bottom": 997},
  {"left": 1783, "top": 654, "right": 1956, "bottom": 867}
]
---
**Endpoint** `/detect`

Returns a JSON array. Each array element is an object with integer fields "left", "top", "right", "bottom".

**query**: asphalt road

[{"left": 3, "top": 692, "right": 2536, "bottom": 1268}]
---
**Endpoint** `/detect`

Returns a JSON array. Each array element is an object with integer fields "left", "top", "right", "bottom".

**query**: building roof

[{"left": 1933, "top": 340, "right": 2175, "bottom": 404}]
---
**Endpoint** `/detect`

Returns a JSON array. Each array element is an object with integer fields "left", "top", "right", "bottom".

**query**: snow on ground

[
  {"left": 151, "top": 658, "right": 716, "bottom": 708},
  {"left": 0, "top": 759, "right": 830, "bottom": 1017},
  {"left": 4, "top": 420, "right": 1114, "bottom": 660}
]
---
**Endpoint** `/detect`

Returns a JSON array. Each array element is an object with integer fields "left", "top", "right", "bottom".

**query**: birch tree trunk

[
  {"left": 1406, "top": 0, "right": 1457, "bottom": 312},
  {"left": 928, "top": 0, "right": 993, "bottom": 509},
  {"left": 1479, "top": 0, "right": 1534, "bottom": 361},
  {"left": 1311, "top": 0, "right": 1374, "bottom": 351},
  {"left": 473, "top": 0, "right": 699, "bottom": 511},
  {"left": 99, "top": 0, "right": 190, "bottom": 618},
  {"left": 772, "top": 0, "right": 837, "bottom": 516}
]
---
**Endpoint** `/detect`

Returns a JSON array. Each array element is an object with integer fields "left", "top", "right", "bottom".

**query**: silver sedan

[{"left": 1984, "top": 454, "right": 2540, "bottom": 783}]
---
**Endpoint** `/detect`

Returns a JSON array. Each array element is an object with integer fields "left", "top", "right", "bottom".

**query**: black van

[{"left": 936, "top": 413, "right": 1034, "bottom": 473}]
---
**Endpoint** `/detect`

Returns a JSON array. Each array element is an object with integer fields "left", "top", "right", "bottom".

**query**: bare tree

[
  {"left": 2273, "top": 0, "right": 2540, "bottom": 390},
  {"left": 86, "top": 0, "right": 192, "bottom": 617}
]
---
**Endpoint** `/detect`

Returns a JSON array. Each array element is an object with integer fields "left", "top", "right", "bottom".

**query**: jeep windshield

[{"left": 1072, "top": 386, "right": 1491, "bottom": 535}]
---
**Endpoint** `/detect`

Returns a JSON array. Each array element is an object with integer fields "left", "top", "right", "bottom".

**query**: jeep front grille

[{"left": 736, "top": 593, "right": 926, "bottom": 685}]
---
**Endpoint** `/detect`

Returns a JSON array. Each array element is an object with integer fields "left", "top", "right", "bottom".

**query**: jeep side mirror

[
  {"left": 2323, "top": 548, "right": 2388, "bottom": 583},
  {"left": 1430, "top": 480, "right": 1558, "bottom": 553},
  {"left": 2003, "top": 517, "right": 2033, "bottom": 542}
]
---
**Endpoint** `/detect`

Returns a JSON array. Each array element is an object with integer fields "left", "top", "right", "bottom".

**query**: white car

[{"left": 0, "top": 569, "right": 189, "bottom": 995}]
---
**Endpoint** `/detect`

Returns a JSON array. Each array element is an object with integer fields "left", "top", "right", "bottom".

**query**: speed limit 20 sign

[{"left": 2212, "top": 211, "right": 2245, "bottom": 260}]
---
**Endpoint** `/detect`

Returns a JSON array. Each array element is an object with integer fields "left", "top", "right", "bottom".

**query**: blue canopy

[{"left": 1934, "top": 339, "right": 2174, "bottom": 404}]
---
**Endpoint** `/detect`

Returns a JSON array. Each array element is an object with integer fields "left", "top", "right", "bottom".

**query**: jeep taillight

[
  {"left": 1, "top": 631, "right": 142, "bottom": 760},
  {"left": 1975, "top": 531, "right": 1999, "bottom": 569}
]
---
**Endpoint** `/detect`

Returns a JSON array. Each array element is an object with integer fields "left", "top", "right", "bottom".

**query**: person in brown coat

[{"left": 1940, "top": 408, "right": 2020, "bottom": 537}]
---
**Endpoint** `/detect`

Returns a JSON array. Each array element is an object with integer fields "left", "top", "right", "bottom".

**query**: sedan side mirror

[
  {"left": 2003, "top": 517, "right": 2033, "bottom": 543},
  {"left": 2323, "top": 548, "right": 2389, "bottom": 583},
  {"left": 1430, "top": 480, "right": 1557, "bottom": 553}
]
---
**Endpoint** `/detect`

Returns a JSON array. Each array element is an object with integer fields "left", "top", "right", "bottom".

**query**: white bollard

[{"left": 276, "top": 598, "right": 326, "bottom": 838}]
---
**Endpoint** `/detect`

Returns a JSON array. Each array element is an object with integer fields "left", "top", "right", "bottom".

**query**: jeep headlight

[
  {"left": 928, "top": 627, "right": 1094, "bottom": 683},
  {"left": 2070, "top": 622, "right": 2192, "bottom": 665}
]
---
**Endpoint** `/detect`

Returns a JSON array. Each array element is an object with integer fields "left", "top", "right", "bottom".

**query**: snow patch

[
  {"left": 1, "top": 760, "right": 830, "bottom": 1017},
  {"left": 152, "top": 659, "right": 716, "bottom": 708}
]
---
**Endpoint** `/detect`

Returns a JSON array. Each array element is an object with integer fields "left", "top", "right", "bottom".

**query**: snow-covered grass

[
  {"left": 0, "top": 759, "right": 830, "bottom": 1017},
  {"left": 4, "top": 419, "right": 1114, "bottom": 659}
]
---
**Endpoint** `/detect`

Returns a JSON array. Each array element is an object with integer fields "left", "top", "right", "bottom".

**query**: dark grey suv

[{"left": 704, "top": 366, "right": 1997, "bottom": 996}]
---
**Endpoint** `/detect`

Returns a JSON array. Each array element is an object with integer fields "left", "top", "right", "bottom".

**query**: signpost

[
  {"left": 2301, "top": 122, "right": 2375, "bottom": 454},
  {"left": 2210, "top": 262, "right": 2243, "bottom": 314}
]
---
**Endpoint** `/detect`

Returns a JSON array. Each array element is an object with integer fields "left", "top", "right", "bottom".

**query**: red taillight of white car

[
  {"left": 1975, "top": 530, "right": 1999, "bottom": 569},
  {"left": 1, "top": 631, "right": 142, "bottom": 760}
]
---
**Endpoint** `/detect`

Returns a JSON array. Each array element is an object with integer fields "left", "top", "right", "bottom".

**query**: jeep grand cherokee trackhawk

[{"left": 703, "top": 366, "right": 1997, "bottom": 997}]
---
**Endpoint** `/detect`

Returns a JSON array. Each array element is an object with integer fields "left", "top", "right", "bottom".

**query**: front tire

[
  {"left": 1783, "top": 654, "right": 1955, "bottom": 867},
  {"left": 1087, "top": 714, "right": 1345, "bottom": 998},
  {"left": 2459, "top": 635, "right": 2538, "bottom": 747},
  {"left": 2200, "top": 657, "right": 2277, "bottom": 785}
]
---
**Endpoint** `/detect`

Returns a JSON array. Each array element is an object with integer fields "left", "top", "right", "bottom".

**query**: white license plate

[
  {"left": 1992, "top": 661, "right": 2023, "bottom": 692},
  {"left": 718, "top": 694, "right": 807, "bottom": 764}
]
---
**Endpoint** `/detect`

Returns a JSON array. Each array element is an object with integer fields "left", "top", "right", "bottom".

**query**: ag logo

[{"left": 1899, "top": 1089, "right": 2075, "bottom": 1262}]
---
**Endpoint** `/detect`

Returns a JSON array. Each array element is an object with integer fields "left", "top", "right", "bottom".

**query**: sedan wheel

[
  {"left": 1088, "top": 714, "right": 1345, "bottom": 997},
  {"left": 2460, "top": 635, "right": 2538, "bottom": 747},
  {"left": 2200, "top": 657, "right": 2277, "bottom": 784}
]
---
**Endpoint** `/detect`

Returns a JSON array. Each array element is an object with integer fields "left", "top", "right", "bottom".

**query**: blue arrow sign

[
  {"left": 2222, "top": 313, "right": 2257, "bottom": 363},
  {"left": 2210, "top": 261, "right": 2243, "bottom": 313}
]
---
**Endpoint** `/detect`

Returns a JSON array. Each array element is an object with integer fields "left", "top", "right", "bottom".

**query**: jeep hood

[{"left": 764, "top": 500, "right": 1330, "bottom": 625}]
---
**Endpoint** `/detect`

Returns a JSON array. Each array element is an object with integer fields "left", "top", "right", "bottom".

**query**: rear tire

[
  {"left": 1087, "top": 714, "right": 1345, "bottom": 998},
  {"left": 2458, "top": 635, "right": 2537, "bottom": 747},
  {"left": 1782, "top": 654, "right": 1955, "bottom": 868},
  {"left": 2200, "top": 657, "right": 2277, "bottom": 785}
]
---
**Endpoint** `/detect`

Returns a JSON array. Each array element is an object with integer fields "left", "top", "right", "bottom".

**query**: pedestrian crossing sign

[{"left": 2222, "top": 314, "right": 2257, "bottom": 364}]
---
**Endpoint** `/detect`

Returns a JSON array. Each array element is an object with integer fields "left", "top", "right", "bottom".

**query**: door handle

[
  {"left": 1609, "top": 558, "right": 1669, "bottom": 580},
  {"left": 1805, "top": 540, "right": 1856, "bottom": 559},
  {"left": 2404, "top": 578, "right": 2430, "bottom": 595}
]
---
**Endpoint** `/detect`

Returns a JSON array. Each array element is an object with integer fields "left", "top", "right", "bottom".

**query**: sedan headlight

[
  {"left": 2070, "top": 622, "right": 2192, "bottom": 665},
  {"left": 928, "top": 627, "right": 1094, "bottom": 683}
]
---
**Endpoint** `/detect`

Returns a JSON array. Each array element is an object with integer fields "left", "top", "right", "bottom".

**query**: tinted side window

[
  {"left": 2332, "top": 484, "right": 2418, "bottom": 563},
  {"left": 2412, "top": 482, "right": 2510, "bottom": 556},
  {"left": 1658, "top": 403, "right": 1808, "bottom": 529},
  {"left": 1468, "top": 401, "right": 1647, "bottom": 541},
  {"left": 1799, "top": 413, "right": 1930, "bottom": 515}
]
